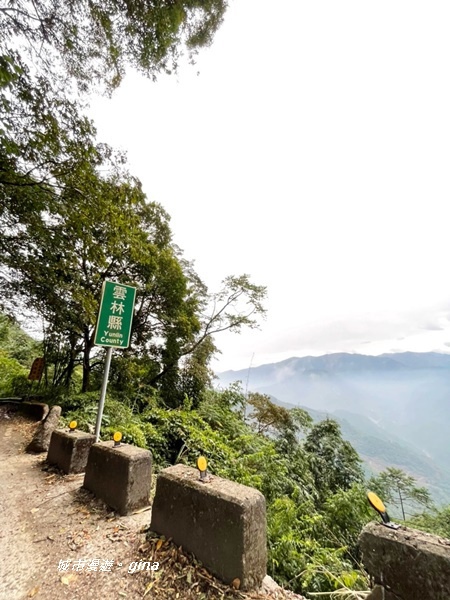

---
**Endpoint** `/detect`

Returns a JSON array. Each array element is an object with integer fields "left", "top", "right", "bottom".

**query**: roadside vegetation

[{"left": 2, "top": 316, "right": 449, "bottom": 598}]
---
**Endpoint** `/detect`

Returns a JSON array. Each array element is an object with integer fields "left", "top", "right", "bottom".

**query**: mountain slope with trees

[{"left": 219, "top": 352, "right": 450, "bottom": 504}]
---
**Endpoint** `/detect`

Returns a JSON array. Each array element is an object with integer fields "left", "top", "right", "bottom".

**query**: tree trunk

[
  {"left": 82, "top": 328, "right": 92, "bottom": 393},
  {"left": 26, "top": 405, "right": 62, "bottom": 453},
  {"left": 64, "top": 352, "right": 76, "bottom": 388},
  {"left": 398, "top": 487, "right": 406, "bottom": 521}
]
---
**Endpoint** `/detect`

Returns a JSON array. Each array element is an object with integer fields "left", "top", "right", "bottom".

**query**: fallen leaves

[
  {"left": 138, "top": 534, "right": 246, "bottom": 600},
  {"left": 232, "top": 578, "right": 241, "bottom": 590},
  {"left": 143, "top": 574, "right": 160, "bottom": 597},
  {"left": 27, "top": 586, "right": 40, "bottom": 597},
  {"left": 130, "top": 505, "right": 152, "bottom": 515},
  {"left": 135, "top": 534, "right": 307, "bottom": 600},
  {"left": 66, "top": 529, "right": 90, "bottom": 550},
  {"left": 61, "top": 573, "right": 77, "bottom": 586},
  {"left": 33, "top": 534, "right": 55, "bottom": 543}
]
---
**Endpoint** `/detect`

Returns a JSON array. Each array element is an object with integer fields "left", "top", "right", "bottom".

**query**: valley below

[{"left": 219, "top": 352, "right": 450, "bottom": 505}]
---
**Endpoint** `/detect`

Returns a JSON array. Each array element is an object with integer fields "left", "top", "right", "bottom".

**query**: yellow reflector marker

[
  {"left": 69, "top": 420, "right": 77, "bottom": 431},
  {"left": 197, "top": 456, "right": 207, "bottom": 473},
  {"left": 113, "top": 431, "right": 123, "bottom": 443},
  {"left": 367, "top": 491, "right": 386, "bottom": 515},
  {"left": 367, "top": 490, "right": 400, "bottom": 530}
]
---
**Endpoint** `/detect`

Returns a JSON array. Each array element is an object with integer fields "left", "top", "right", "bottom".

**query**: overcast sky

[{"left": 89, "top": 0, "right": 450, "bottom": 372}]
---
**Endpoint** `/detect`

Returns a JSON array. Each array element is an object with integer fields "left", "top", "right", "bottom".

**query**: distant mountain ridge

[
  {"left": 218, "top": 352, "right": 450, "bottom": 504},
  {"left": 222, "top": 351, "right": 450, "bottom": 377}
]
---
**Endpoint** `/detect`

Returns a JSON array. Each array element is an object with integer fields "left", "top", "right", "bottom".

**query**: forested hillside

[{"left": 219, "top": 353, "right": 450, "bottom": 504}]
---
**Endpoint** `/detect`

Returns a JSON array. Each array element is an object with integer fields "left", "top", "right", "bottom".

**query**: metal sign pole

[
  {"left": 94, "top": 347, "right": 113, "bottom": 442},
  {"left": 93, "top": 280, "right": 136, "bottom": 442}
]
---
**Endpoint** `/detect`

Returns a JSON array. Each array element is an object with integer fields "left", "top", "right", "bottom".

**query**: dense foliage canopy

[{"left": 0, "top": 0, "right": 228, "bottom": 91}]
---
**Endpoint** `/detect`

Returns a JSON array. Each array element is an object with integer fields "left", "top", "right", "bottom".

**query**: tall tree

[
  {"left": 370, "top": 467, "right": 434, "bottom": 520},
  {"left": 1, "top": 168, "right": 200, "bottom": 392},
  {"left": 1, "top": 140, "right": 266, "bottom": 400},
  {"left": 0, "top": 50, "right": 105, "bottom": 248},
  {"left": 304, "top": 418, "right": 364, "bottom": 505},
  {"left": 247, "top": 392, "right": 295, "bottom": 436},
  {"left": 1, "top": 0, "right": 228, "bottom": 92},
  {"left": 178, "top": 336, "right": 217, "bottom": 407},
  {"left": 0, "top": 0, "right": 266, "bottom": 404},
  {"left": 1, "top": 0, "right": 230, "bottom": 229}
]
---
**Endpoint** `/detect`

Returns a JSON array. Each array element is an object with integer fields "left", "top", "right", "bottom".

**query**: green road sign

[{"left": 94, "top": 280, "right": 136, "bottom": 348}]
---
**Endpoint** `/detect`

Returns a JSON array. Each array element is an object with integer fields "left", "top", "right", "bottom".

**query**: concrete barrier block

[
  {"left": 359, "top": 522, "right": 450, "bottom": 600},
  {"left": 83, "top": 441, "right": 152, "bottom": 515},
  {"left": 366, "top": 585, "right": 397, "bottom": 600},
  {"left": 47, "top": 429, "right": 96, "bottom": 474},
  {"left": 150, "top": 464, "right": 267, "bottom": 591}
]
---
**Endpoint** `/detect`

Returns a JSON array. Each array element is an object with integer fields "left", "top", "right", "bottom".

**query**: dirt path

[
  {"left": 0, "top": 412, "right": 150, "bottom": 600},
  {"left": 0, "top": 410, "right": 305, "bottom": 600}
]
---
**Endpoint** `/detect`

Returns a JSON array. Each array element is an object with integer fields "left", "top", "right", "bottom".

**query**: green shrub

[{"left": 0, "top": 351, "right": 28, "bottom": 396}]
